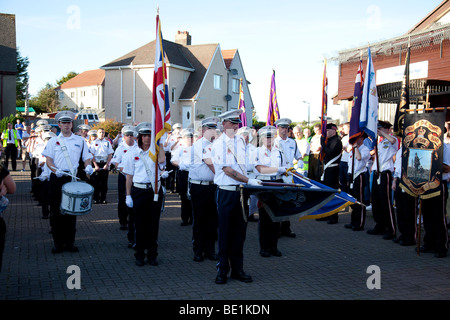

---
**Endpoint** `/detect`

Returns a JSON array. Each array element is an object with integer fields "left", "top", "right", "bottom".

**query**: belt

[
  {"left": 189, "top": 179, "right": 214, "bottom": 185},
  {"left": 95, "top": 156, "right": 108, "bottom": 162},
  {"left": 255, "top": 175, "right": 281, "bottom": 181},
  {"left": 133, "top": 182, "right": 152, "bottom": 189},
  {"left": 219, "top": 185, "right": 240, "bottom": 191}
]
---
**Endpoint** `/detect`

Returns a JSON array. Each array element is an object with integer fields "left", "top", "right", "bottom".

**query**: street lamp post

[{"left": 303, "top": 101, "right": 310, "bottom": 126}]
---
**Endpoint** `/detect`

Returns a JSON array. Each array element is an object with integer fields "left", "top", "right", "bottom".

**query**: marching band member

[
  {"left": 77, "top": 124, "right": 91, "bottom": 141},
  {"left": 189, "top": 117, "right": 219, "bottom": 262},
  {"left": 211, "top": 109, "right": 261, "bottom": 284},
  {"left": 164, "top": 123, "right": 183, "bottom": 193},
  {"left": 345, "top": 132, "right": 370, "bottom": 231},
  {"left": 367, "top": 120, "right": 398, "bottom": 240},
  {"left": 171, "top": 128, "right": 194, "bottom": 226},
  {"left": 89, "top": 128, "right": 114, "bottom": 204},
  {"left": 319, "top": 123, "right": 342, "bottom": 224},
  {"left": 237, "top": 126, "right": 259, "bottom": 222},
  {"left": 274, "top": 118, "right": 301, "bottom": 237},
  {"left": 122, "top": 122, "right": 166, "bottom": 267},
  {"left": 111, "top": 125, "right": 137, "bottom": 246},
  {"left": 42, "top": 111, "right": 93, "bottom": 254},
  {"left": 254, "top": 125, "right": 286, "bottom": 257}
]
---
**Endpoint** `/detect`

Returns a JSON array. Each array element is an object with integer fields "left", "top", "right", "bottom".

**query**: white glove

[
  {"left": 55, "top": 169, "right": 65, "bottom": 178},
  {"left": 84, "top": 164, "right": 94, "bottom": 175},
  {"left": 277, "top": 167, "right": 288, "bottom": 174},
  {"left": 178, "top": 162, "right": 187, "bottom": 171},
  {"left": 296, "top": 160, "right": 304, "bottom": 169},
  {"left": 248, "top": 178, "right": 262, "bottom": 186},
  {"left": 126, "top": 195, "right": 133, "bottom": 208},
  {"left": 160, "top": 171, "right": 169, "bottom": 179},
  {"left": 38, "top": 174, "right": 49, "bottom": 182}
]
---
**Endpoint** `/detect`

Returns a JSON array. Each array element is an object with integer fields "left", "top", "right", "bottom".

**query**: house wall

[{"left": 58, "top": 84, "right": 104, "bottom": 112}]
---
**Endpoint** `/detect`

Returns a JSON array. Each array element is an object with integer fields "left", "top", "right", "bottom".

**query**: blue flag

[{"left": 359, "top": 47, "right": 378, "bottom": 140}]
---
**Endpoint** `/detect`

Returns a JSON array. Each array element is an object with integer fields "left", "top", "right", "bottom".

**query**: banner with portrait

[{"left": 399, "top": 109, "right": 446, "bottom": 199}]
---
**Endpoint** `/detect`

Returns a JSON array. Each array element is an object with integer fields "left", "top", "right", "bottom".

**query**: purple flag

[
  {"left": 349, "top": 60, "right": 364, "bottom": 144},
  {"left": 266, "top": 70, "right": 280, "bottom": 125}
]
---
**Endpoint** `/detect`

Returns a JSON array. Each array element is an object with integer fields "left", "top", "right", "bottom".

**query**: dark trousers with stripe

[
  {"left": 49, "top": 174, "right": 77, "bottom": 249},
  {"left": 421, "top": 182, "right": 448, "bottom": 254},
  {"left": 395, "top": 187, "right": 416, "bottom": 243},
  {"left": 190, "top": 183, "right": 218, "bottom": 255},
  {"left": 259, "top": 178, "right": 282, "bottom": 251},
  {"left": 371, "top": 170, "right": 396, "bottom": 236},
  {"left": 131, "top": 186, "right": 163, "bottom": 260},
  {"left": 93, "top": 163, "right": 109, "bottom": 202},
  {"left": 350, "top": 172, "right": 366, "bottom": 229},
  {"left": 216, "top": 188, "right": 247, "bottom": 274},
  {"left": 118, "top": 173, "right": 135, "bottom": 242}
]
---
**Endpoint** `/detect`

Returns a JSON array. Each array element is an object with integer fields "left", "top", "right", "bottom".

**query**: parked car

[{"left": 76, "top": 111, "right": 100, "bottom": 124}]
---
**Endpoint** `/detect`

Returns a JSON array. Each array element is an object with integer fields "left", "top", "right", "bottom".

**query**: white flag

[{"left": 359, "top": 47, "right": 378, "bottom": 139}]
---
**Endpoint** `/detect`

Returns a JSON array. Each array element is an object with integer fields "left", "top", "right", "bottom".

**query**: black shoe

[
  {"left": 344, "top": 223, "right": 353, "bottom": 229},
  {"left": 352, "top": 226, "right": 364, "bottom": 231},
  {"left": 215, "top": 271, "right": 228, "bottom": 284},
  {"left": 416, "top": 245, "right": 435, "bottom": 253},
  {"left": 434, "top": 251, "right": 447, "bottom": 258},
  {"left": 128, "top": 241, "right": 135, "bottom": 249},
  {"left": 120, "top": 224, "right": 128, "bottom": 230},
  {"left": 280, "top": 230, "right": 296, "bottom": 238},
  {"left": 269, "top": 249, "right": 282, "bottom": 257},
  {"left": 193, "top": 253, "right": 204, "bottom": 262},
  {"left": 399, "top": 239, "right": 416, "bottom": 246},
  {"left": 327, "top": 219, "right": 338, "bottom": 225},
  {"left": 94, "top": 200, "right": 99, "bottom": 204},
  {"left": 180, "top": 221, "right": 189, "bottom": 226},
  {"left": 204, "top": 252, "right": 219, "bottom": 261},
  {"left": 102, "top": 200, "right": 108, "bottom": 204},
  {"left": 230, "top": 270, "right": 253, "bottom": 283},
  {"left": 259, "top": 250, "right": 270, "bottom": 257}
]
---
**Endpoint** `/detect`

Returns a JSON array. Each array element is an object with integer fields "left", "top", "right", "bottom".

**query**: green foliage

[
  {"left": 16, "top": 49, "right": 30, "bottom": 101},
  {"left": 0, "top": 114, "right": 19, "bottom": 133},
  {"left": 56, "top": 72, "right": 78, "bottom": 86},
  {"left": 91, "top": 118, "right": 123, "bottom": 140}
]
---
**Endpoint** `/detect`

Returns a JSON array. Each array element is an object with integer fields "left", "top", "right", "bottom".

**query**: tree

[
  {"left": 56, "top": 71, "right": 78, "bottom": 86},
  {"left": 30, "top": 83, "right": 59, "bottom": 113},
  {"left": 16, "top": 49, "right": 30, "bottom": 101}
]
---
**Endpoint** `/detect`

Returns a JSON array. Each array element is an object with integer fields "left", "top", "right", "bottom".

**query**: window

[
  {"left": 80, "top": 91, "right": 86, "bottom": 97},
  {"left": 71, "top": 92, "right": 75, "bottom": 98},
  {"left": 59, "top": 91, "right": 64, "bottom": 99},
  {"left": 214, "top": 74, "right": 222, "bottom": 90},
  {"left": 126, "top": 103, "right": 132, "bottom": 119},
  {"left": 171, "top": 87, "right": 176, "bottom": 103},
  {"left": 92, "top": 89, "right": 97, "bottom": 96},
  {"left": 212, "top": 106, "right": 222, "bottom": 116},
  {"left": 232, "top": 78, "right": 240, "bottom": 93}
]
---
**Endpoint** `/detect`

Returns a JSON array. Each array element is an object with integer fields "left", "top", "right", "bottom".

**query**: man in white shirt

[
  {"left": 42, "top": 111, "right": 93, "bottom": 253},
  {"left": 89, "top": 128, "right": 114, "bottom": 204}
]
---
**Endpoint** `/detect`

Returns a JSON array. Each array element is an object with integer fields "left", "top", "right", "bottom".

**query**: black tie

[{"left": 9, "top": 130, "right": 11, "bottom": 141}]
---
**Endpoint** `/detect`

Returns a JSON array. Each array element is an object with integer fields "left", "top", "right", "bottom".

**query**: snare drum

[{"left": 60, "top": 182, "right": 94, "bottom": 215}]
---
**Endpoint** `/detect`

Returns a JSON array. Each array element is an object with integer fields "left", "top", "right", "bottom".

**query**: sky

[{"left": 2, "top": 0, "right": 442, "bottom": 123}]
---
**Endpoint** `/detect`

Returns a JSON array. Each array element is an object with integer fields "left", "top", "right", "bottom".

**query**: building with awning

[{"left": 333, "top": 0, "right": 450, "bottom": 123}]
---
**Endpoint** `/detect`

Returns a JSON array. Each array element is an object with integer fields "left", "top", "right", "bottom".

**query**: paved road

[{"left": 1, "top": 169, "right": 449, "bottom": 305}]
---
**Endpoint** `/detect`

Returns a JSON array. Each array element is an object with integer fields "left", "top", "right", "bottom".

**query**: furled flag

[
  {"left": 320, "top": 59, "right": 328, "bottom": 138},
  {"left": 393, "top": 44, "right": 410, "bottom": 136},
  {"left": 359, "top": 47, "right": 378, "bottom": 140},
  {"left": 266, "top": 70, "right": 280, "bottom": 125},
  {"left": 349, "top": 59, "right": 364, "bottom": 144},
  {"left": 238, "top": 78, "right": 247, "bottom": 127},
  {"left": 149, "top": 13, "right": 171, "bottom": 200}
]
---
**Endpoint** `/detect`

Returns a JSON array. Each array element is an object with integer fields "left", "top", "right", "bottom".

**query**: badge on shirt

[{"left": 134, "top": 156, "right": 139, "bottom": 161}]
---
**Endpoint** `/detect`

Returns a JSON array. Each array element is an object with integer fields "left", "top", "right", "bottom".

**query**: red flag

[
  {"left": 238, "top": 78, "right": 247, "bottom": 127},
  {"left": 320, "top": 59, "right": 328, "bottom": 138}
]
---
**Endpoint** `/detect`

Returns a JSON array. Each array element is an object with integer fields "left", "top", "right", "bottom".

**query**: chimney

[{"left": 175, "top": 31, "right": 191, "bottom": 46}]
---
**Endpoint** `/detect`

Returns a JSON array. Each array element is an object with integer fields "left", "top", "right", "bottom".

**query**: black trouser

[
  {"left": 176, "top": 170, "right": 192, "bottom": 224},
  {"left": 40, "top": 179, "right": 50, "bottom": 218},
  {"left": 30, "top": 158, "right": 37, "bottom": 195},
  {"left": 308, "top": 153, "right": 321, "bottom": 181},
  {"left": 259, "top": 179, "right": 282, "bottom": 251},
  {"left": 93, "top": 162, "right": 109, "bottom": 202},
  {"left": 349, "top": 172, "right": 366, "bottom": 229},
  {"left": 49, "top": 174, "right": 77, "bottom": 249},
  {"left": 118, "top": 173, "right": 135, "bottom": 242},
  {"left": 216, "top": 188, "right": 247, "bottom": 274},
  {"left": 371, "top": 170, "right": 396, "bottom": 236},
  {"left": 322, "top": 165, "right": 340, "bottom": 222},
  {"left": 395, "top": 188, "right": 416, "bottom": 243},
  {"left": 164, "top": 152, "right": 175, "bottom": 191},
  {"left": 190, "top": 183, "right": 218, "bottom": 255},
  {"left": 4, "top": 144, "right": 17, "bottom": 171},
  {"left": 131, "top": 185, "right": 163, "bottom": 260},
  {"left": 421, "top": 182, "right": 448, "bottom": 254}
]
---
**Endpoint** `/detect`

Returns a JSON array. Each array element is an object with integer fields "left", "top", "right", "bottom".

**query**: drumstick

[{"left": 50, "top": 166, "right": 80, "bottom": 180}]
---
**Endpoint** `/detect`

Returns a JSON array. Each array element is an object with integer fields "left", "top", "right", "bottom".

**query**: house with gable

[
  {"left": 55, "top": 69, "right": 105, "bottom": 114},
  {"left": 101, "top": 31, "right": 254, "bottom": 128}
]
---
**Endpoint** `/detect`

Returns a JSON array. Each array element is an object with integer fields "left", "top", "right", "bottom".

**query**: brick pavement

[{"left": 1, "top": 168, "right": 450, "bottom": 301}]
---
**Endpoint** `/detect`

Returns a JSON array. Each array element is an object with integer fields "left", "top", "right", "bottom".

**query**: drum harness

[{"left": 58, "top": 136, "right": 77, "bottom": 182}]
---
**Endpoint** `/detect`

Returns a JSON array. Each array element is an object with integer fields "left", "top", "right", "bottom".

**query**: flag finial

[{"left": 157, "top": 5, "right": 159, "bottom": 15}]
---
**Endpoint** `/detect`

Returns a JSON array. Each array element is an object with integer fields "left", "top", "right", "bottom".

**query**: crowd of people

[{"left": 2, "top": 109, "right": 449, "bottom": 281}]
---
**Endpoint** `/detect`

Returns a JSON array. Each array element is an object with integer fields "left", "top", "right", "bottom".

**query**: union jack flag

[{"left": 149, "top": 13, "right": 171, "bottom": 164}]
